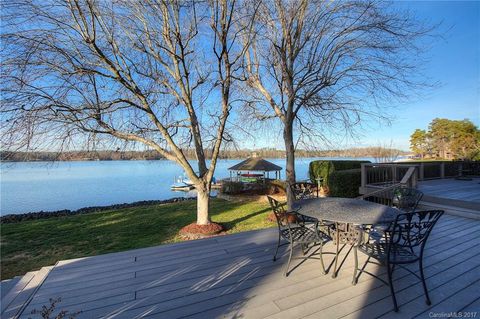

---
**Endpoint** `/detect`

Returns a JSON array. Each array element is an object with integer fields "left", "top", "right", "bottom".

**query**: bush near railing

[
  {"left": 309, "top": 160, "right": 370, "bottom": 186},
  {"left": 328, "top": 169, "right": 362, "bottom": 198}
]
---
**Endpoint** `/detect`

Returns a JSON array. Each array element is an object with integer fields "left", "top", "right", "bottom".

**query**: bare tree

[
  {"left": 1, "top": 0, "right": 250, "bottom": 226},
  {"left": 371, "top": 141, "right": 402, "bottom": 163},
  {"left": 242, "top": 0, "right": 433, "bottom": 208}
]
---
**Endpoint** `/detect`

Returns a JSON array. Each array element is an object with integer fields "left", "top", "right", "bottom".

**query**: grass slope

[{"left": 0, "top": 199, "right": 273, "bottom": 279}]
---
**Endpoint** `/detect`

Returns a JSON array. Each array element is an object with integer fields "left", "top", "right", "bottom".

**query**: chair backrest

[
  {"left": 392, "top": 187, "right": 423, "bottom": 212},
  {"left": 388, "top": 210, "right": 443, "bottom": 254},
  {"left": 290, "top": 182, "right": 317, "bottom": 200},
  {"left": 267, "top": 196, "right": 296, "bottom": 229}
]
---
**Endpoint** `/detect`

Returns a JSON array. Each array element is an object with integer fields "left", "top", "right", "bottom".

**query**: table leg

[{"left": 332, "top": 227, "right": 340, "bottom": 278}]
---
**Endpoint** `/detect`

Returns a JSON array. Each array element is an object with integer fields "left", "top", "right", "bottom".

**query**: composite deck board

[
  {"left": 412, "top": 279, "right": 480, "bottom": 317},
  {"left": 171, "top": 228, "right": 480, "bottom": 319},
  {"left": 265, "top": 237, "right": 480, "bottom": 319},
  {"left": 22, "top": 232, "right": 480, "bottom": 318},
  {"left": 22, "top": 222, "right": 480, "bottom": 318},
  {"left": 418, "top": 178, "right": 480, "bottom": 202},
  {"left": 14, "top": 214, "right": 480, "bottom": 319},
  {"left": 378, "top": 265, "right": 480, "bottom": 319},
  {"left": 462, "top": 298, "right": 480, "bottom": 312},
  {"left": 334, "top": 244, "right": 480, "bottom": 319},
  {"left": 26, "top": 219, "right": 478, "bottom": 312}
]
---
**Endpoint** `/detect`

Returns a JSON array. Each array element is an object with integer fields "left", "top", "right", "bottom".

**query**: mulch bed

[
  {"left": 266, "top": 212, "right": 298, "bottom": 224},
  {"left": 179, "top": 222, "right": 225, "bottom": 240}
]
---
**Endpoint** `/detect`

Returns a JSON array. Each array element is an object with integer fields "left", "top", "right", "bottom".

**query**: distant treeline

[{"left": 0, "top": 147, "right": 406, "bottom": 162}]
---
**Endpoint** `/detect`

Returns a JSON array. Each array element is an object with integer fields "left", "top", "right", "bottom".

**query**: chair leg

[
  {"left": 352, "top": 245, "right": 358, "bottom": 285},
  {"left": 319, "top": 242, "right": 326, "bottom": 275},
  {"left": 332, "top": 234, "right": 340, "bottom": 278},
  {"left": 273, "top": 234, "right": 281, "bottom": 262},
  {"left": 284, "top": 243, "right": 294, "bottom": 277},
  {"left": 387, "top": 263, "right": 399, "bottom": 312},
  {"left": 419, "top": 258, "right": 431, "bottom": 305}
]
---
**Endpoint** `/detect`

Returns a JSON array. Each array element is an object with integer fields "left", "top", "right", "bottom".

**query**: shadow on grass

[{"left": 220, "top": 207, "right": 271, "bottom": 231}]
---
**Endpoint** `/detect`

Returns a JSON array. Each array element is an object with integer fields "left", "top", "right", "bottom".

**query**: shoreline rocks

[{"left": 0, "top": 197, "right": 195, "bottom": 224}]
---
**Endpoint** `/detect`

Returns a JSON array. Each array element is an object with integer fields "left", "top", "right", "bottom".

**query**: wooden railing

[
  {"left": 359, "top": 161, "right": 480, "bottom": 196},
  {"left": 358, "top": 183, "right": 400, "bottom": 206},
  {"left": 360, "top": 163, "right": 418, "bottom": 192}
]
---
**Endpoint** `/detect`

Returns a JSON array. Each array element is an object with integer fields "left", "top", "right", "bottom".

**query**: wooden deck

[
  {"left": 418, "top": 178, "right": 480, "bottom": 203},
  {"left": 417, "top": 178, "right": 480, "bottom": 215},
  {"left": 2, "top": 214, "right": 480, "bottom": 319}
]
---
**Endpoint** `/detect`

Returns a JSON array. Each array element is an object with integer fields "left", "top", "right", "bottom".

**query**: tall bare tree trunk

[
  {"left": 196, "top": 182, "right": 211, "bottom": 225},
  {"left": 284, "top": 121, "right": 296, "bottom": 211}
]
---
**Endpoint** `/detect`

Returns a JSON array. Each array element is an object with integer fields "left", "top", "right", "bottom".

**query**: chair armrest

[
  {"left": 363, "top": 223, "right": 392, "bottom": 243},
  {"left": 288, "top": 210, "right": 318, "bottom": 225}
]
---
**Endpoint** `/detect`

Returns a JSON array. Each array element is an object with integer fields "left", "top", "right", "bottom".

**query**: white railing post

[
  {"left": 413, "top": 166, "right": 418, "bottom": 188},
  {"left": 361, "top": 163, "right": 367, "bottom": 188},
  {"left": 419, "top": 163, "right": 424, "bottom": 180}
]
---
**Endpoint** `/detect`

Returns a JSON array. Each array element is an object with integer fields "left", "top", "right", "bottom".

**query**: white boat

[
  {"left": 171, "top": 174, "right": 195, "bottom": 190},
  {"left": 171, "top": 182, "right": 194, "bottom": 191},
  {"left": 170, "top": 173, "right": 216, "bottom": 191}
]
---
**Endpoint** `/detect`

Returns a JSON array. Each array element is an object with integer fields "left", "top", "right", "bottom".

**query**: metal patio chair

[
  {"left": 392, "top": 187, "right": 424, "bottom": 213},
  {"left": 352, "top": 210, "right": 444, "bottom": 312},
  {"left": 366, "top": 186, "right": 424, "bottom": 242},
  {"left": 290, "top": 182, "right": 318, "bottom": 200},
  {"left": 267, "top": 196, "right": 331, "bottom": 276}
]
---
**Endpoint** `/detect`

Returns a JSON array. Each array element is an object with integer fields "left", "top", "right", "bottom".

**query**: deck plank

[
  {"left": 15, "top": 214, "right": 480, "bottom": 319},
  {"left": 412, "top": 279, "right": 480, "bottom": 317}
]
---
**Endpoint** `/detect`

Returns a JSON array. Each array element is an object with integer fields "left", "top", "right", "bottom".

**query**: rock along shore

[{"left": 0, "top": 197, "right": 195, "bottom": 224}]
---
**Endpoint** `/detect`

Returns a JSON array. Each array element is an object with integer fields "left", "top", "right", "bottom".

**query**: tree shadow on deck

[{"left": 12, "top": 214, "right": 480, "bottom": 319}]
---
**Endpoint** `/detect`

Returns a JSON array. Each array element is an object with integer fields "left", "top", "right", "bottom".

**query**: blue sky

[
  {"left": 242, "top": 1, "right": 479, "bottom": 152},
  {"left": 352, "top": 0, "right": 479, "bottom": 151}
]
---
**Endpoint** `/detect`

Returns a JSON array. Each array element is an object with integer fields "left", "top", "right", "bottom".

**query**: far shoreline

[{"left": 0, "top": 154, "right": 375, "bottom": 163}]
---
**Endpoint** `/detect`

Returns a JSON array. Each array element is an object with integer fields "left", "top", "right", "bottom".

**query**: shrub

[
  {"left": 328, "top": 169, "right": 362, "bottom": 198},
  {"left": 221, "top": 180, "right": 285, "bottom": 195},
  {"left": 309, "top": 160, "right": 370, "bottom": 185},
  {"left": 268, "top": 179, "right": 287, "bottom": 195},
  {"left": 221, "top": 181, "right": 244, "bottom": 194}
]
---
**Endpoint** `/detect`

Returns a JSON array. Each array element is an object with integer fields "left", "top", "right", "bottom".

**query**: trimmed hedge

[
  {"left": 309, "top": 160, "right": 370, "bottom": 185},
  {"left": 328, "top": 169, "right": 362, "bottom": 198}
]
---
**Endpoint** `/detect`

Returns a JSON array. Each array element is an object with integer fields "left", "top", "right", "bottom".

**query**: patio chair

[
  {"left": 392, "top": 187, "right": 424, "bottom": 213},
  {"left": 267, "top": 196, "right": 331, "bottom": 276},
  {"left": 352, "top": 210, "right": 444, "bottom": 312},
  {"left": 290, "top": 182, "right": 318, "bottom": 200},
  {"left": 366, "top": 186, "right": 424, "bottom": 241}
]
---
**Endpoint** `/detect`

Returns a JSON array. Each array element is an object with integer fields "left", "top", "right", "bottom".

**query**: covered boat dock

[{"left": 228, "top": 157, "right": 282, "bottom": 182}]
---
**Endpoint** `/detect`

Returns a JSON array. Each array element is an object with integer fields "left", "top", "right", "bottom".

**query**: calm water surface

[{"left": 0, "top": 157, "right": 372, "bottom": 215}]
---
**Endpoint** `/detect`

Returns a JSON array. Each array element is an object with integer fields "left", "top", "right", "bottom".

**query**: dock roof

[{"left": 228, "top": 157, "right": 282, "bottom": 172}]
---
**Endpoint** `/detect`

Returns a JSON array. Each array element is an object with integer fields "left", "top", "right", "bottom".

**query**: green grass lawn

[{"left": 0, "top": 198, "right": 274, "bottom": 280}]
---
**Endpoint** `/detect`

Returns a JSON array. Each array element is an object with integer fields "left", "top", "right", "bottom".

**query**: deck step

[
  {"left": 421, "top": 194, "right": 480, "bottom": 211},
  {"left": 1, "top": 266, "right": 53, "bottom": 319},
  {"left": 1, "top": 276, "right": 22, "bottom": 300},
  {"left": 419, "top": 201, "right": 480, "bottom": 220}
]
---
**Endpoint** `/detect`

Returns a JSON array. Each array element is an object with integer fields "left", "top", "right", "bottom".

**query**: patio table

[{"left": 293, "top": 197, "right": 400, "bottom": 278}]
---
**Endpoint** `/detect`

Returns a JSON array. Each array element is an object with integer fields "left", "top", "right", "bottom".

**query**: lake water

[{"left": 0, "top": 157, "right": 372, "bottom": 215}]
